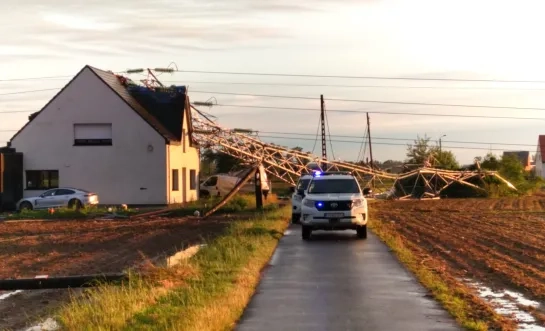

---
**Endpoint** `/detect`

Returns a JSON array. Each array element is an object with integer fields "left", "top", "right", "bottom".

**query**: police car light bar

[{"left": 312, "top": 171, "right": 352, "bottom": 177}]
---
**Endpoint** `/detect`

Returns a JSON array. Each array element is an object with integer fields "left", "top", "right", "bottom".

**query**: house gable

[
  {"left": 11, "top": 65, "right": 193, "bottom": 146},
  {"left": 9, "top": 66, "right": 89, "bottom": 143}
]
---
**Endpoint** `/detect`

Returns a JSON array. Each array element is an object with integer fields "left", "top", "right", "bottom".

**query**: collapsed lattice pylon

[{"left": 191, "top": 110, "right": 517, "bottom": 199}]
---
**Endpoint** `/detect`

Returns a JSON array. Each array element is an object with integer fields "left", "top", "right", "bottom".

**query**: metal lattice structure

[{"left": 191, "top": 111, "right": 517, "bottom": 199}]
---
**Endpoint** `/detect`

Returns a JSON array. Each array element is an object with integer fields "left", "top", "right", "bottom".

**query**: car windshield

[
  {"left": 296, "top": 178, "right": 312, "bottom": 191},
  {"left": 307, "top": 178, "right": 360, "bottom": 194}
]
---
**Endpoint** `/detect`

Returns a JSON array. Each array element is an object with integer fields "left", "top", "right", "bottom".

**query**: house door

[{"left": 182, "top": 167, "right": 187, "bottom": 203}]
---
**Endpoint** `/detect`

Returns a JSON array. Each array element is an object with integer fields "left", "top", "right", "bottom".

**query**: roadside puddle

[
  {"left": 25, "top": 317, "right": 59, "bottom": 331},
  {"left": 0, "top": 290, "right": 23, "bottom": 300},
  {"left": 464, "top": 279, "right": 545, "bottom": 330}
]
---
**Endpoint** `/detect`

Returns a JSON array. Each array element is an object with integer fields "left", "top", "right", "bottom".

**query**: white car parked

[
  {"left": 290, "top": 173, "right": 314, "bottom": 223},
  {"left": 300, "top": 171, "right": 370, "bottom": 240},
  {"left": 17, "top": 188, "right": 99, "bottom": 211}
]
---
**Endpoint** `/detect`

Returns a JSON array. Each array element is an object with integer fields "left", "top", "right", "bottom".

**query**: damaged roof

[{"left": 88, "top": 66, "right": 190, "bottom": 144}]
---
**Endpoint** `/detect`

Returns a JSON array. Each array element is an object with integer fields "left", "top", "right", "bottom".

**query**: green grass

[
  {"left": 2, "top": 194, "right": 280, "bottom": 220},
  {"left": 369, "top": 217, "right": 515, "bottom": 331},
  {"left": 167, "top": 193, "right": 280, "bottom": 217},
  {"left": 270, "top": 180, "right": 293, "bottom": 197},
  {"left": 56, "top": 206, "right": 290, "bottom": 331}
]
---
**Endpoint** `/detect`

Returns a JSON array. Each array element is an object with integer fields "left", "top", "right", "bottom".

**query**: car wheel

[
  {"left": 68, "top": 199, "right": 83, "bottom": 210},
  {"left": 302, "top": 226, "right": 312, "bottom": 240},
  {"left": 291, "top": 213, "right": 300, "bottom": 224},
  {"left": 356, "top": 225, "right": 367, "bottom": 239},
  {"left": 20, "top": 201, "right": 33, "bottom": 211}
]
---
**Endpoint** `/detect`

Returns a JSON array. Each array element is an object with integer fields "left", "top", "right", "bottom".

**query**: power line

[
  {"left": 0, "top": 70, "right": 127, "bottom": 83},
  {"left": 4, "top": 83, "right": 545, "bottom": 99},
  {"left": 0, "top": 75, "right": 72, "bottom": 82},
  {"left": 0, "top": 110, "right": 37, "bottom": 114},
  {"left": 253, "top": 131, "right": 536, "bottom": 147},
  {"left": 0, "top": 125, "right": 535, "bottom": 149},
  {"left": 171, "top": 70, "right": 545, "bottom": 84},
  {"left": 168, "top": 80, "right": 545, "bottom": 91},
  {"left": 0, "top": 88, "right": 61, "bottom": 96},
  {"left": 3, "top": 69, "right": 545, "bottom": 84},
  {"left": 189, "top": 90, "right": 545, "bottom": 111},
  {"left": 202, "top": 104, "right": 545, "bottom": 121},
  {"left": 256, "top": 134, "right": 531, "bottom": 152},
  {"left": 4, "top": 86, "right": 545, "bottom": 114},
  {"left": 4, "top": 103, "right": 545, "bottom": 122}
]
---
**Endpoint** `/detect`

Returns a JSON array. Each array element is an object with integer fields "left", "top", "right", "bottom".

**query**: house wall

[
  {"left": 166, "top": 109, "right": 200, "bottom": 204},
  {"left": 10, "top": 67, "right": 168, "bottom": 205}
]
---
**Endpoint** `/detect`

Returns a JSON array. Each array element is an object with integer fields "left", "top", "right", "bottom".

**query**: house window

[
  {"left": 74, "top": 123, "right": 112, "bottom": 146},
  {"left": 190, "top": 169, "right": 197, "bottom": 190},
  {"left": 26, "top": 170, "right": 59, "bottom": 190},
  {"left": 172, "top": 169, "right": 179, "bottom": 191}
]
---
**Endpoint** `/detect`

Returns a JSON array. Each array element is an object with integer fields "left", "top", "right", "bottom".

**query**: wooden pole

[
  {"left": 367, "top": 112, "right": 374, "bottom": 188},
  {"left": 203, "top": 166, "right": 257, "bottom": 218},
  {"left": 366, "top": 112, "right": 374, "bottom": 167},
  {"left": 255, "top": 168, "right": 263, "bottom": 210}
]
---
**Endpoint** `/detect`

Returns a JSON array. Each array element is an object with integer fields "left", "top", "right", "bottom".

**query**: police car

[
  {"left": 290, "top": 173, "right": 314, "bottom": 223},
  {"left": 299, "top": 171, "right": 370, "bottom": 240}
]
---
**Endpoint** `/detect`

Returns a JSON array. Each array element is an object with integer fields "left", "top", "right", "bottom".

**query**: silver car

[{"left": 17, "top": 188, "right": 99, "bottom": 211}]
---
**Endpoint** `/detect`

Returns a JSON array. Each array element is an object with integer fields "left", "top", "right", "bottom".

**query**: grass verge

[
  {"left": 2, "top": 194, "right": 279, "bottom": 220},
  {"left": 57, "top": 206, "right": 290, "bottom": 331},
  {"left": 369, "top": 217, "right": 516, "bottom": 331},
  {"left": 169, "top": 193, "right": 280, "bottom": 216}
]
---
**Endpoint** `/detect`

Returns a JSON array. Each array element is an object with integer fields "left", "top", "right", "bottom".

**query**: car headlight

[
  {"left": 303, "top": 199, "right": 316, "bottom": 208},
  {"left": 352, "top": 199, "right": 364, "bottom": 208}
]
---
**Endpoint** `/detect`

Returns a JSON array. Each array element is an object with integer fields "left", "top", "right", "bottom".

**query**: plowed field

[
  {"left": 0, "top": 213, "right": 249, "bottom": 330},
  {"left": 372, "top": 197, "right": 545, "bottom": 327},
  {"left": 0, "top": 215, "right": 237, "bottom": 279}
]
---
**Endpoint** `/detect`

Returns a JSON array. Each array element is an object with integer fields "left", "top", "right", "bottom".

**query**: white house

[
  {"left": 9, "top": 65, "right": 200, "bottom": 205},
  {"left": 535, "top": 135, "right": 545, "bottom": 178}
]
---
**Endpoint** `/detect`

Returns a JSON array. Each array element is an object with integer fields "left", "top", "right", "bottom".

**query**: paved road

[{"left": 236, "top": 225, "right": 461, "bottom": 331}]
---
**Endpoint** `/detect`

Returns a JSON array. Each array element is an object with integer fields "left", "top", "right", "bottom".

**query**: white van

[{"left": 200, "top": 166, "right": 271, "bottom": 198}]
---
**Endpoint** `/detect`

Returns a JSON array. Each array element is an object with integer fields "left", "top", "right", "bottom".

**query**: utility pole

[
  {"left": 366, "top": 113, "right": 374, "bottom": 168},
  {"left": 366, "top": 112, "right": 375, "bottom": 189},
  {"left": 439, "top": 134, "right": 446, "bottom": 153},
  {"left": 320, "top": 95, "right": 327, "bottom": 160},
  {"left": 254, "top": 167, "right": 263, "bottom": 210}
]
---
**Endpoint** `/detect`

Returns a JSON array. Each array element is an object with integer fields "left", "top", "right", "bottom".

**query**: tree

[
  {"left": 406, "top": 135, "right": 432, "bottom": 165},
  {"left": 480, "top": 153, "right": 501, "bottom": 171},
  {"left": 434, "top": 150, "right": 460, "bottom": 170},
  {"left": 406, "top": 135, "right": 459, "bottom": 169},
  {"left": 202, "top": 149, "right": 242, "bottom": 174},
  {"left": 499, "top": 154, "right": 524, "bottom": 182}
]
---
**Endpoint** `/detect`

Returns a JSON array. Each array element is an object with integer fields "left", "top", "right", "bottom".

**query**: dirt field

[
  {"left": 0, "top": 214, "right": 240, "bottom": 330},
  {"left": 0, "top": 215, "right": 237, "bottom": 279},
  {"left": 372, "top": 197, "right": 545, "bottom": 328}
]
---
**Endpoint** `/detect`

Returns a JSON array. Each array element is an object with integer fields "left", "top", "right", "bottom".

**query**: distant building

[
  {"left": 535, "top": 136, "right": 545, "bottom": 178},
  {"left": 503, "top": 151, "right": 532, "bottom": 172}
]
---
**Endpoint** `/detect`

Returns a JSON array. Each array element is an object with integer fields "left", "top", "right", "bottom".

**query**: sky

[{"left": 1, "top": 0, "right": 545, "bottom": 164}]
